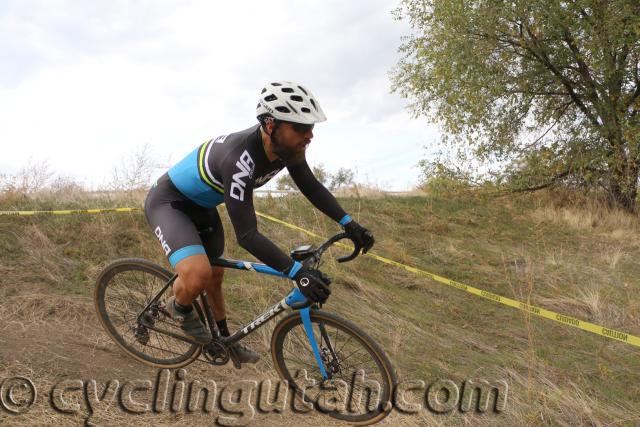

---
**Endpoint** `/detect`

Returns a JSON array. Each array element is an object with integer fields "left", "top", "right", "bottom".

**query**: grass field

[{"left": 0, "top": 186, "right": 638, "bottom": 425}]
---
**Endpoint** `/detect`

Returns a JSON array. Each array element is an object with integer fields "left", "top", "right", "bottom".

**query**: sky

[{"left": 0, "top": 0, "right": 440, "bottom": 191}]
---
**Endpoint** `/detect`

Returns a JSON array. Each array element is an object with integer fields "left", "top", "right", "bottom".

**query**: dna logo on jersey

[
  {"left": 230, "top": 151, "right": 255, "bottom": 201},
  {"left": 154, "top": 226, "right": 171, "bottom": 255}
]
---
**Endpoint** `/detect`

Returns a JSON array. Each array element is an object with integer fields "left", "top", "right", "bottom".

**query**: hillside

[{"left": 0, "top": 188, "right": 638, "bottom": 426}]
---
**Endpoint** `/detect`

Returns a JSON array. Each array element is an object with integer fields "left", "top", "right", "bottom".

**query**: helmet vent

[
  {"left": 256, "top": 80, "right": 326, "bottom": 123},
  {"left": 285, "top": 101, "right": 298, "bottom": 113}
]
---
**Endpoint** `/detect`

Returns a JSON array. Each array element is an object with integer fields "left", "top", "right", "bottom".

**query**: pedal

[{"left": 228, "top": 347, "right": 243, "bottom": 370}]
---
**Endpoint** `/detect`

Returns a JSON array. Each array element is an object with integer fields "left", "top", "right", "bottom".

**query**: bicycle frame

[
  {"left": 137, "top": 232, "right": 361, "bottom": 378},
  {"left": 136, "top": 245, "right": 355, "bottom": 379}
]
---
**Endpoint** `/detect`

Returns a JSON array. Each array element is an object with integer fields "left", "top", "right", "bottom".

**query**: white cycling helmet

[{"left": 256, "top": 81, "right": 327, "bottom": 125}]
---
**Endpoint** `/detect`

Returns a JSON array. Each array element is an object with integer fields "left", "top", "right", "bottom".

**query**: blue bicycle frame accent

[
  {"left": 233, "top": 261, "right": 287, "bottom": 277},
  {"left": 285, "top": 287, "right": 306, "bottom": 305},
  {"left": 216, "top": 257, "right": 329, "bottom": 377},
  {"left": 285, "top": 288, "right": 328, "bottom": 380},
  {"left": 300, "top": 307, "right": 329, "bottom": 380}
]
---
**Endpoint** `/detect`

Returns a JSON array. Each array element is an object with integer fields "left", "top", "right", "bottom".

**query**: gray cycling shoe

[
  {"left": 229, "top": 343, "right": 260, "bottom": 365},
  {"left": 165, "top": 297, "right": 212, "bottom": 345}
]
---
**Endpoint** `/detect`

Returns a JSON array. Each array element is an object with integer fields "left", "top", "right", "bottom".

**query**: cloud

[{"left": 0, "top": 0, "right": 438, "bottom": 190}]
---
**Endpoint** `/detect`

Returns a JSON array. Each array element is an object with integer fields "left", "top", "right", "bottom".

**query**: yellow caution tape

[
  {"left": 255, "top": 211, "right": 640, "bottom": 348},
  {"left": 0, "top": 208, "right": 142, "bottom": 216},
  {"left": 2, "top": 206, "right": 638, "bottom": 348}
]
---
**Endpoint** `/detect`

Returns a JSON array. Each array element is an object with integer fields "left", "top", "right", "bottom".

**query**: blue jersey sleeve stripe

[
  {"left": 339, "top": 214, "right": 352, "bottom": 226},
  {"left": 168, "top": 245, "right": 207, "bottom": 267}
]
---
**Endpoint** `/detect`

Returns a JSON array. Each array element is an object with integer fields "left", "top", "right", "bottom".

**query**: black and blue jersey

[{"left": 146, "top": 124, "right": 350, "bottom": 274}]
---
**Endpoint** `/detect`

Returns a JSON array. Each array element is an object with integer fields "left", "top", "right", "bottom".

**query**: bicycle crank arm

[{"left": 138, "top": 318, "right": 205, "bottom": 346}]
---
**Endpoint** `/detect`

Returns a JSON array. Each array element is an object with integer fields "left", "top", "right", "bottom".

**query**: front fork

[{"left": 286, "top": 288, "right": 340, "bottom": 381}]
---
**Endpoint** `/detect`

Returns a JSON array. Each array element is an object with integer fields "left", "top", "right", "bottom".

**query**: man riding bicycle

[{"left": 144, "top": 80, "right": 374, "bottom": 363}]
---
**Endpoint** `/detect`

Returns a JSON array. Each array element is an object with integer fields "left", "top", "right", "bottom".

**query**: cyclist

[{"left": 144, "top": 80, "right": 374, "bottom": 363}]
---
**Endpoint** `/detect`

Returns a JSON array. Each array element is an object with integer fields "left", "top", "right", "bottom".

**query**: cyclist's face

[{"left": 271, "top": 121, "right": 314, "bottom": 162}]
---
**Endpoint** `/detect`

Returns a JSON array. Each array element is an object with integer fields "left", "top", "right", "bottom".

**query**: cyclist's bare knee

[
  {"left": 174, "top": 254, "right": 213, "bottom": 303},
  {"left": 210, "top": 266, "right": 224, "bottom": 287}
]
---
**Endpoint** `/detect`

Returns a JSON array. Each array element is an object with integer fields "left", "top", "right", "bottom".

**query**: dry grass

[
  {"left": 16, "top": 224, "right": 77, "bottom": 284},
  {"left": 1, "top": 185, "right": 640, "bottom": 425},
  {"left": 602, "top": 245, "right": 625, "bottom": 269},
  {"left": 529, "top": 190, "right": 640, "bottom": 241},
  {"left": 333, "top": 184, "right": 426, "bottom": 198}
]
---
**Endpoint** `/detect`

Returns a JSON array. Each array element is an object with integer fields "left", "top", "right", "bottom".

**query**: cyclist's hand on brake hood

[
  {"left": 344, "top": 219, "right": 375, "bottom": 254},
  {"left": 293, "top": 266, "right": 331, "bottom": 304}
]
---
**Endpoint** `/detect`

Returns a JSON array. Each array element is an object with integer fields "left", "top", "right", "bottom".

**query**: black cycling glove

[
  {"left": 293, "top": 266, "right": 331, "bottom": 304},
  {"left": 344, "top": 219, "right": 375, "bottom": 254}
]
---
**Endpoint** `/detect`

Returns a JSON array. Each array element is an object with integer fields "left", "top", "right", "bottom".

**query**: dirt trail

[{"left": 0, "top": 281, "right": 406, "bottom": 426}]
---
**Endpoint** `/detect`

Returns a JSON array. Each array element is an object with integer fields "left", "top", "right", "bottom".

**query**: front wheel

[{"left": 271, "top": 310, "right": 397, "bottom": 425}]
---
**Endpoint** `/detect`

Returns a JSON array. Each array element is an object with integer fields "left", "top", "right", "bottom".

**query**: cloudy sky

[{"left": 0, "top": 0, "right": 439, "bottom": 191}]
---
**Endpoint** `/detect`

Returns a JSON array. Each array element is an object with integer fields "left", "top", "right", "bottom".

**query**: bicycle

[{"left": 94, "top": 232, "right": 397, "bottom": 425}]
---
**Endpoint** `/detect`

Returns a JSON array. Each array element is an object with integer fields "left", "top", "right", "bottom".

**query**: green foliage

[
  {"left": 502, "top": 138, "right": 612, "bottom": 193},
  {"left": 392, "top": 0, "right": 640, "bottom": 211},
  {"left": 418, "top": 159, "right": 474, "bottom": 195}
]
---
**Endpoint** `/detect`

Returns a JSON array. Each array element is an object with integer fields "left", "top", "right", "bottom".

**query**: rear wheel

[
  {"left": 94, "top": 258, "right": 201, "bottom": 368},
  {"left": 271, "top": 310, "right": 396, "bottom": 425}
]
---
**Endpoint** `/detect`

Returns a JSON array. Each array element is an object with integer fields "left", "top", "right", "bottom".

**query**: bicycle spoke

[
  {"left": 275, "top": 312, "right": 394, "bottom": 423},
  {"left": 337, "top": 346, "right": 367, "bottom": 364},
  {"left": 289, "top": 327, "right": 315, "bottom": 353},
  {"left": 97, "top": 262, "right": 199, "bottom": 367},
  {"left": 282, "top": 356, "right": 316, "bottom": 370},
  {"left": 337, "top": 334, "right": 354, "bottom": 355}
]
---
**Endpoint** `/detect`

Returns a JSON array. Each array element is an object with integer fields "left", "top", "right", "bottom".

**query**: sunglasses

[{"left": 284, "top": 121, "right": 314, "bottom": 134}]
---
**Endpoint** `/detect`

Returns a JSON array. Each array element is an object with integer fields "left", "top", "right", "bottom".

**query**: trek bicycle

[{"left": 94, "top": 232, "right": 397, "bottom": 424}]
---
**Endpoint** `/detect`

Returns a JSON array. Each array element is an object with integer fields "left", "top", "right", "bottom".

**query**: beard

[{"left": 271, "top": 126, "right": 305, "bottom": 165}]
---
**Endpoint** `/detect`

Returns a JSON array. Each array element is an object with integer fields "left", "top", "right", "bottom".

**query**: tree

[
  {"left": 312, "top": 163, "right": 330, "bottom": 186},
  {"left": 276, "top": 163, "right": 330, "bottom": 191},
  {"left": 392, "top": 0, "right": 640, "bottom": 212},
  {"left": 276, "top": 174, "right": 297, "bottom": 190},
  {"left": 329, "top": 167, "right": 355, "bottom": 190},
  {"left": 109, "top": 143, "right": 157, "bottom": 191},
  {"left": 0, "top": 157, "right": 54, "bottom": 194}
]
